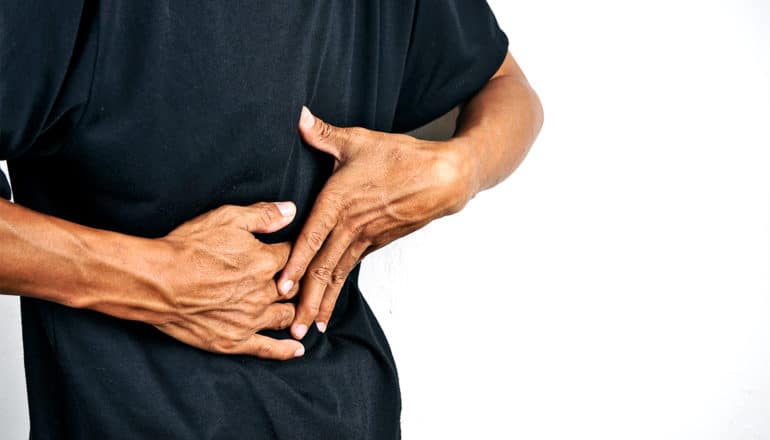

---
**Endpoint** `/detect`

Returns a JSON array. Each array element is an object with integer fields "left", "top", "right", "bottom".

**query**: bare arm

[
  {"left": 0, "top": 198, "right": 305, "bottom": 359},
  {"left": 276, "top": 51, "right": 544, "bottom": 339},
  {"left": 0, "top": 199, "right": 162, "bottom": 310},
  {"left": 453, "top": 51, "right": 544, "bottom": 197}
]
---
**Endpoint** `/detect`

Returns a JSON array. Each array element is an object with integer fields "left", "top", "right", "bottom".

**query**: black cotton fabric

[{"left": 0, "top": 1, "right": 508, "bottom": 439}]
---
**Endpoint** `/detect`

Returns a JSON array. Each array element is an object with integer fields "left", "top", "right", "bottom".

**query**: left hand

[{"left": 277, "top": 106, "right": 474, "bottom": 339}]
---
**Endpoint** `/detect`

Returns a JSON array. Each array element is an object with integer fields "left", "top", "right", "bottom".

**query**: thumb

[
  {"left": 298, "top": 105, "right": 349, "bottom": 161},
  {"left": 237, "top": 201, "right": 296, "bottom": 233}
]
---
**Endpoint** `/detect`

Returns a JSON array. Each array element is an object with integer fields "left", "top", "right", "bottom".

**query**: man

[{"left": 0, "top": 1, "right": 542, "bottom": 438}]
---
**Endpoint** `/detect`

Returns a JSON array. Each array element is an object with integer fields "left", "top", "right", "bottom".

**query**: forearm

[
  {"left": 449, "top": 53, "right": 544, "bottom": 197},
  {"left": 0, "top": 199, "right": 169, "bottom": 322}
]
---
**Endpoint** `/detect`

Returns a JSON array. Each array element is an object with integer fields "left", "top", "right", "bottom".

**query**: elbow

[
  {"left": 505, "top": 72, "right": 544, "bottom": 144},
  {"left": 528, "top": 84, "right": 545, "bottom": 141}
]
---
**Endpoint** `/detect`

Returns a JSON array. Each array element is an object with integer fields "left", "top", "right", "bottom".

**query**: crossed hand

[{"left": 154, "top": 106, "right": 470, "bottom": 359}]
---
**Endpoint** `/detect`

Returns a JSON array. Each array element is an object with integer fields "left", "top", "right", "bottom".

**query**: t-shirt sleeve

[
  {"left": 391, "top": 0, "right": 509, "bottom": 133},
  {"left": 0, "top": 0, "right": 92, "bottom": 200}
]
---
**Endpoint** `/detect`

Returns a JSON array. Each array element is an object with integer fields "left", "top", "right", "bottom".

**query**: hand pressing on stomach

[
  {"left": 0, "top": 198, "right": 308, "bottom": 360},
  {"left": 144, "top": 202, "right": 306, "bottom": 360},
  {"left": 277, "top": 106, "right": 474, "bottom": 339},
  {"left": 1, "top": 195, "right": 309, "bottom": 360}
]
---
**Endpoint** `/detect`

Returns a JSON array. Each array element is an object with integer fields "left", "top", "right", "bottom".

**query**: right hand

[{"left": 150, "top": 201, "right": 305, "bottom": 360}]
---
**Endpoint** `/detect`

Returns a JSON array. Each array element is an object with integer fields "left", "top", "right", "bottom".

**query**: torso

[{"left": 11, "top": 3, "right": 412, "bottom": 438}]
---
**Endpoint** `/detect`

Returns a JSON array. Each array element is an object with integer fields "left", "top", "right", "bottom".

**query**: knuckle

[
  {"left": 211, "top": 338, "right": 239, "bottom": 354},
  {"left": 219, "top": 204, "right": 238, "bottom": 214},
  {"left": 330, "top": 269, "right": 347, "bottom": 286},
  {"left": 255, "top": 343, "right": 275, "bottom": 359},
  {"left": 278, "top": 311, "right": 294, "bottom": 328},
  {"left": 386, "top": 144, "right": 406, "bottom": 162},
  {"left": 281, "top": 306, "right": 295, "bottom": 322},
  {"left": 218, "top": 204, "right": 240, "bottom": 221},
  {"left": 310, "top": 266, "right": 333, "bottom": 284},
  {"left": 304, "top": 230, "right": 326, "bottom": 251},
  {"left": 336, "top": 196, "right": 354, "bottom": 214},
  {"left": 361, "top": 224, "right": 378, "bottom": 241},
  {"left": 323, "top": 191, "right": 344, "bottom": 209},
  {"left": 317, "top": 197, "right": 342, "bottom": 221},
  {"left": 317, "top": 121, "right": 335, "bottom": 141},
  {"left": 342, "top": 220, "right": 363, "bottom": 235},
  {"left": 256, "top": 209, "right": 276, "bottom": 228},
  {"left": 271, "top": 307, "right": 288, "bottom": 324}
]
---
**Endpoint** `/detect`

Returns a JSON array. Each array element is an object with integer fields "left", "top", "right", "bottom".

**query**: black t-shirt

[{"left": 1, "top": 1, "right": 508, "bottom": 438}]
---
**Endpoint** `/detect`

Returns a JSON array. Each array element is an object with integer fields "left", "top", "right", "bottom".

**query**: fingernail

[
  {"left": 279, "top": 279, "right": 294, "bottom": 295},
  {"left": 294, "top": 345, "right": 305, "bottom": 358},
  {"left": 293, "top": 324, "right": 308, "bottom": 340},
  {"left": 315, "top": 321, "right": 327, "bottom": 333},
  {"left": 276, "top": 201, "right": 295, "bottom": 217},
  {"left": 300, "top": 106, "right": 315, "bottom": 129}
]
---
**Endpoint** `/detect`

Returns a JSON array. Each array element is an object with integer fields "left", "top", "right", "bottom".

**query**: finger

[
  {"left": 234, "top": 334, "right": 305, "bottom": 360},
  {"left": 278, "top": 277, "right": 301, "bottom": 301},
  {"left": 235, "top": 201, "right": 296, "bottom": 233},
  {"left": 290, "top": 226, "right": 356, "bottom": 339},
  {"left": 252, "top": 276, "right": 299, "bottom": 306},
  {"left": 158, "top": 320, "right": 304, "bottom": 360},
  {"left": 263, "top": 241, "right": 292, "bottom": 274},
  {"left": 253, "top": 276, "right": 300, "bottom": 306},
  {"left": 314, "top": 240, "right": 369, "bottom": 333},
  {"left": 276, "top": 191, "right": 340, "bottom": 295},
  {"left": 298, "top": 105, "right": 353, "bottom": 161},
  {"left": 257, "top": 303, "right": 296, "bottom": 331}
]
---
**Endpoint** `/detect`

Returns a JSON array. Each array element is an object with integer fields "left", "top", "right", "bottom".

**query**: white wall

[
  {"left": 367, "top": 0, "right": 770, "bottom": 438},
  {"left": 0, "top": 161, "right": 28, "bottom": 440},
  {"left": 2, "top": 1, "right": 770, "bottom": 438}
]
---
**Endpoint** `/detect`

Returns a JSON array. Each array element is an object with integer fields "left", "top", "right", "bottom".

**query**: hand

[
  {"left": 151, "top": 201, "right": 305, "bottom": 360},
  {"left": 277, "top": 106, "right": 473, "bottom": 339}
]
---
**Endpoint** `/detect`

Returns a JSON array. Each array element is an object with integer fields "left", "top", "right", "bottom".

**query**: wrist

[
  {"left": 435, "top": 137, "right": 480, "bottom": 215},
  {"left": 76, "top": 230, "right": 175, "bottom": 325}
]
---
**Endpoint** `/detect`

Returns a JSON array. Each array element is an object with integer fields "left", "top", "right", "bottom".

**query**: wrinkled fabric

[{"left": 0, "top": 1, "right": 508, "bottom": 438}]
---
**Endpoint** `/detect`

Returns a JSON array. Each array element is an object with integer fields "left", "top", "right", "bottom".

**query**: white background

[{"left": 2, "top": 0, "right": 770, "bottom": 438}]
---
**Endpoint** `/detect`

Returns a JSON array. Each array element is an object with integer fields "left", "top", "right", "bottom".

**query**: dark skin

[
  {"left": 280, "top": 51, "right": 544, "bottom": 339},
  {"left": 0, "top": 50, "right": 543, "bottom": 358}
]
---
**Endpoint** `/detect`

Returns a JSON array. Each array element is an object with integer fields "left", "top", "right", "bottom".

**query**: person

[{"left": 0, "top": 0, "right": 543, "bottom": 438}]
